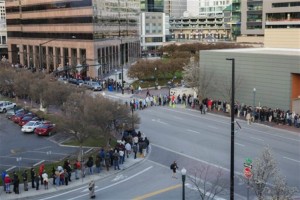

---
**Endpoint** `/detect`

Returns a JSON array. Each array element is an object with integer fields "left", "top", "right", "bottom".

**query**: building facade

[
  {"left": 0, "top": 0, "right": 7, "bottom": 59},
  {"left": 169, "top": 0, "right": 232, "bottom": 41},
  {"left": 6, "top": 0, "right": 141, "bottom": 79},
  {"left": 224, "top": 0, "right": 241, "bottom": 40},
  {"left": 140, "top": 12, "right": 168, "bottom": 53},
  {"left": 239, "top": 0, "right": 300, "bottom": 43},
  {"left": 200, "top": 48, "right": 300, "bottom": 112}
]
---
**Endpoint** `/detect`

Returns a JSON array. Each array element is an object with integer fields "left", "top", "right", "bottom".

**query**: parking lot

[{"left": 0, "top": 114, "right": 89, "bottom": 173}]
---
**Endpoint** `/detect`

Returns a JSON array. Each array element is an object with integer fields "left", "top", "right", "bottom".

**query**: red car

[
  {"left": 34, "top": 123, "right": 56, "bottom": 136},
  {"left": 12, "top": 113, "right": 36, "bottom": 124},
  {"left": 18, "top": 116, "right": 40, "bottom": 126}
]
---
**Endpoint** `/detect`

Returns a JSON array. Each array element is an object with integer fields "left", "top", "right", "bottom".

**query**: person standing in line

[
  {"left": 39, "top": 163, "right": 45, "bottom": 185},
  {"left": 13, "top": 174, "right": 20, "bottom": 194},
  {"left": 35, "top": 173, "right": 40, "bottom": 190},
  {"left": 22, "top": 170, "right": 28, "bottom": 191},
  {"left": 42, "top": 170, "right": 49, "bottom": 189},
  {"left": 2, "top": 170, "right": 7, "bottom": 191},
  {"left": 74, "top": 160, "right": 81, "bottom": 180},
  {"left": 170, "top": 161, "right": 178, "bottom": 179},
  {"left": 4, "top": 174, "right": 12, "bottom": 193},
  {"left": 132, "top": 144, "right": 137, "bottom": 159},
  {"left": 88, "top": 180, "right": 95, "bottom": 199},
  {"left": 64, "top": 169, "right": 69, "bottom": 186},
  {"left": 30, "top": 168, "right": 35, "bottom": 188}
]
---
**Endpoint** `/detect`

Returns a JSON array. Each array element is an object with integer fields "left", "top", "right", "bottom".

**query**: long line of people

[{"left": 1, "top": 131, "right": 149, "bottom": 195}]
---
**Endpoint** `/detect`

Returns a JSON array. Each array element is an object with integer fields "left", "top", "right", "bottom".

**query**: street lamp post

[
  {"left": 181, "top": 168, "right": 186, "bottom": 200},
  {"left": 226, "top": 58, "right": 235, "bottom": 200},
  {"left": 154, "top": 67, "right": 158, "bottom": 89},
  {"left": 253, "top": 88, "right": 256, "bottom": 122},
  {"left": 120, "top": 38, "right": 124, "bottom": 94}
]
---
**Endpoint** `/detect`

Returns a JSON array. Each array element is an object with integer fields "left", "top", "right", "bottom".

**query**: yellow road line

[{"left": 132, "top": 184, "right": 181, "bottom": 200}]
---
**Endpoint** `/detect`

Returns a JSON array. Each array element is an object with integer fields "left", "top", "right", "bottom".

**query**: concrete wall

[
  {"left": 199, "top": 48, "right": 300, "bottom": 111},
  {"left": 264, "top": 29, "right": 300, "bottom": 49}
]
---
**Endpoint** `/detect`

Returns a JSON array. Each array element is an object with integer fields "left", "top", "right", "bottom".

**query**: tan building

[
  {"left": 5, "top": 0, "right": 141, "bottom": 79},
  {"left": 238, "top": 0, "right": 300, "bottom": 43}
]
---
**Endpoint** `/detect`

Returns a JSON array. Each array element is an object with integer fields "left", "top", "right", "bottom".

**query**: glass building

[{"left": 5, "top": 0, "right": 141, "bottom": 78}]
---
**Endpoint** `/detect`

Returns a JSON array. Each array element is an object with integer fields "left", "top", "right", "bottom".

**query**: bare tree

[
  {"left": 189, "top": 165, "right": 228, "bottom": 200},
  {"left": 249, "top": 146, "right": 278, "bottom": 200},
  {"left": 182, "top": 57, "right": 214, "bottom": 100},
  {"left": 270, "top": 175, "right": 298, "bottom": 200}
]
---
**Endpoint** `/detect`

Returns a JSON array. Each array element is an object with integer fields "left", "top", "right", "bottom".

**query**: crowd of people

[
  {"left": 1, "top": 130, "right": 150, "bottom": 196},
  {"left": 125, "top": 90, "right": 299, "bottom": 129}
]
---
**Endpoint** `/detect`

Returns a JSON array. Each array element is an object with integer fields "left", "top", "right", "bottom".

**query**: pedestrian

[
  {"left": 42, "top": 171, "right": 49, "bottom": 189},
  {"left": 51, "top": 167, "right": 56, "bottom": 185},
  {"left": 144, "top": 137, "right": 150, "bottom": 153},
  {"left": 170, "top": 161, "right": 178, "bottom": 178},
  {"left": 74, "top": 160, "right": 81, "bottom": 180},
  {"left": 34, "top": 173, "right": 40, "bottom": 190},
  {"left": 39, "top": 163, "right": 45, "bottom": 185},
  {"left": 2, "top": 170, "right": 7, "bottom": 191},
  {"left": 13, "top": 174, "right": 20, "bottom": 194},
  {"left": 22, "top": 170, "right": 28, "bottom": 191},
  {"left": 30, "top": 168, "right": 35, "bottom": 188},
  {"left": 64, "top": 169, "right": 69, "bottom": 186},
  {"left": 113, "top": 150, "right": 120, "bottom": 170},
  {"left": 4, "top": 174, "right": 12, "bottom": 193},
  {"left": 95, "top": 156, "right": 101, "bottom": 173},
  {"left": 86, "top": 157, "right": 94, "bottom": 175},
  {"left": 105, "top": 152, "right": 111, "bottom": 171},
  {"left": 132, "top": 144, "right": 137, "bottom": 159},
  {"left": 64, "top": 159, "right": 72, "bottom": 182},
  {"left": 88, "top": 180, "right": 96, "bottom": 199},
  {"left": 125, "top": 142, "right": 131, "bottom": 158}
]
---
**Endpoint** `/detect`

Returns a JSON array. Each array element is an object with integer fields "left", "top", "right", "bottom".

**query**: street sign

[
  {"left": 244, "top": 167, "right": 252, "bottom": 179},
  {"left": 244, "top": 158, "right": 253, "bottom": 168}
]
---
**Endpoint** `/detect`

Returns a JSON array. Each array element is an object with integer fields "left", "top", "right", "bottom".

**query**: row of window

[
  {"left": 6, "top": 16, "right": 93, "bottom": 25},
  {"left": 8, "top": 32, "right": 93, "bottom": 40},
  {"left": 272, "top": 2, "right": 300, "bottom": 8},
  {"left": 6, "top": 0, "right": 92, "bottom": 13}
]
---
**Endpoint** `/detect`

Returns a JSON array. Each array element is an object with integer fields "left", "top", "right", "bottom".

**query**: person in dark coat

[
  {"left": 22, "top": 170, "right": 28, "bottom": 191},
  {"left": 13, "top": 174, "right": 20, "bottom": 194},
  {"left": 34, "top": 173, "right": 40, "bottom": 190},
  {"left": 30, "top": 168, "right": 35, "bottom": 188}
]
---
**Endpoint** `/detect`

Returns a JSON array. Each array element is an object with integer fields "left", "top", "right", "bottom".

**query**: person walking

[
  {"left": 88, "top": 180, "right": 96, "bottom": 199},
  {"left": 22, "top": 170, "right": 28, "bottom": 191},
  {"left": 30, "top": 168, "right": 35, "bottom": 188},
  {"left": 170, "top": 161, "right": 178, "bottom": 178}
]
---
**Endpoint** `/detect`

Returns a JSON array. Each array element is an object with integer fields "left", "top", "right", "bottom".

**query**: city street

[{"left": 14, "top": 95, "right": 299, "bottom": 200}]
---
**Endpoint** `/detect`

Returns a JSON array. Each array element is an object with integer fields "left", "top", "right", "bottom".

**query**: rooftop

[{"left": 205, "top": 48, "right": 300, "bottom": 56}]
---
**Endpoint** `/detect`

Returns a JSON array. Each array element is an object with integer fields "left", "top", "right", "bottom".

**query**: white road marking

[
  {"left": 151, "top": 119, "right": 168, "bottom": 125},
  {"left": 38, "top": 166, "right": 153, "bottom": 200},
  {"left": 34, "top": 146, "right": 52, "bottom": 151},
  {"left": 249, "top": 136, "right": 264, "bottom": 142},
  {"left": 33, "top": 160, "right": 45, "bottom": 167},
  {"left": 283, "top": 157, "right": 300, "bottom": 163},
  {"left": 112, "top": 174, "right": 126, "bottom": 182},
  {"left": 27, "top": 150, "right": 69, "bottom": 156},
  {"left": 84, "top": 148, "right": 93, "bottom": 154},
  {"left": 0, "top": 155, "right": 45, "bottom": 161},
  {"left": 235, "top": 142, "right": 245, "bottom": 147},
  {"left": 6, "top": 166, "right": 16, "bottom": 172},
  {"left": 207, "top": 125, "right": 219, "bottom": 130},
  {"left": 186, "top": 129, "right": 200, "bottom": 134}
]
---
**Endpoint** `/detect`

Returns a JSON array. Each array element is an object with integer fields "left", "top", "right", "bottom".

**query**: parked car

[
  {"left": 18, "top": 116, "right": 40, "bottom": 126},
  {"left": 0, "top": 101, "right": 16, "bottom": 113},
  {"left": 85, "top": 81, "right": 102, "bottom": 91},
  {"left": 12, "top": 112, "right": 36, "bottom": 124},
  {"left": 68, "top": 78, "right": 84, "bottom": 86},
  {"left": 35, "top": 123, "right": 56, "bottom": 136},
  {"left": 21, "top": 121, "right": 43, "bottom": 133}
]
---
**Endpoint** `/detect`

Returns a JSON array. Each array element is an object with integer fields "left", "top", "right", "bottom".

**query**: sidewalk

[{"left": 0, "top": 156, "right": 145, "bottom": 200}]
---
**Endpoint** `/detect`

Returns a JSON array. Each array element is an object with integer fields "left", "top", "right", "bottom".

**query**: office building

[
  {"left": 0, "top": 0, "right": 7, "bottom": 59},
  {"left": 6, "top": 0, "right": 141, "bottom": 78},
  {"left": 238, "top": 0, "right": 300, "bottom": 45}
]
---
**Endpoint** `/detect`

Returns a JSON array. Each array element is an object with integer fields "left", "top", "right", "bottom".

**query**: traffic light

[{"left": 119, "top": 73, "right": 122, "bottom": 80}]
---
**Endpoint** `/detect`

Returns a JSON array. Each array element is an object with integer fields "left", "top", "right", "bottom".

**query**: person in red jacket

[
  {"left": 4, "top": 174, "right": 12, "bottom": 193},
  {"left": 39, "top": 163, "right": 45, "bottom": 185}
]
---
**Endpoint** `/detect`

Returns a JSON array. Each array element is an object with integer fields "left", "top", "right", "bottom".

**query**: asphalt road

[
  {"left": 23, "top": 101, "right": 300, "bottom": 200},
  {"left": 0, "top": 114, "right": 86, "bottom": 173}
]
